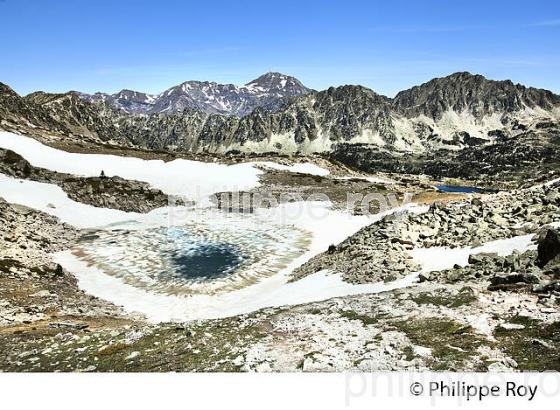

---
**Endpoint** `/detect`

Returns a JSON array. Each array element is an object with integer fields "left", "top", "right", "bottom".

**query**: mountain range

[
  {"left": 76, "top": 72, "right": 311, "bottom": 117},
  {"left": 1, "top": 71, "right": 559, "bottom": 180}
]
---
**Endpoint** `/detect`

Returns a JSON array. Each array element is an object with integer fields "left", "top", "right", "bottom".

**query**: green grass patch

[
  {"left": 0, "top": 316, "right": 268, "bottom": 372},
  {"left": 411, "top": 287, "right": 477, "bottom": 308},
  {"left": 339, "top": 310, "right": 379, "bottom": 326},
  {"left": 391, "top": 318, "right": 486, "bottom": 371},
  {"left": 494, "top": 316, "right": 560, "bottom": 371}
]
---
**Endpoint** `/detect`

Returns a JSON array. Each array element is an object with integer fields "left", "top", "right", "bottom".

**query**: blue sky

[{"left": 1, "top": 0, "right": 559, "bottom": 96}]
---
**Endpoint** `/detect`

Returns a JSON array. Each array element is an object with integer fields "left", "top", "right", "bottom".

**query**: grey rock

[
  {"left": 489, "top": 273, "right": 541, "bottom": 287},
  {"left": 468, "top": 252, "right": 499, "bottom": 265},
  {"left": 533, "top": 280, "right": 560, "bottom": 293},
  {"left": 48, "top": 322, "right": 89, "bottom": 330},
  {"left": 536, "top": 228, "right": 560, "bottom": 268},
  {"left": 418, "top": 272, "right": 431, "bottom": 283}
]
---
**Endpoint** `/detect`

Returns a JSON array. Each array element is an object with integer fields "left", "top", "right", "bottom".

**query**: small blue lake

[
  {"left": 436, "top": 185, "right": 498, "bottom": 194},
  {"left": 170, "top": 241, "right": 246, "bottom": 281}
]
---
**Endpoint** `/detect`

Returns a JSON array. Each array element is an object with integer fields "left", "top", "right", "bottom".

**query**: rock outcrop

[{"left": 536, "top": 228, "right": 560, "bottom": 277}]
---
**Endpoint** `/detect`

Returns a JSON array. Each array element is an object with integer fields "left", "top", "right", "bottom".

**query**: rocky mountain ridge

[
  {"left": 393, "top": 71, "right": 560, "bottom": 119},
  {"left": 77, "top": 72, "right": 311, "bottom": 117}
]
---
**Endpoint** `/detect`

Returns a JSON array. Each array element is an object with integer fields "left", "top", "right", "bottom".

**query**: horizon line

[{"left": 3, "top": 70, "right": 559, "bottom": 100}]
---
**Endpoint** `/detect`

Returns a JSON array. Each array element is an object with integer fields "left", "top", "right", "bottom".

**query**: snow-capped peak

[
  {"left": 245, "top": 72, "right": 305, "bottom": 94},
  {"left": 78, "top": 73, "right": 311, "bottom": 117}
]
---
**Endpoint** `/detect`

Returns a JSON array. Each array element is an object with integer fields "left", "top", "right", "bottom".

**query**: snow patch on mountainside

[
  {"left": 0, "top": 131, "right": 262, "bottom": 201},
  {"left": 0, "top": 174, "right": 138, "bottom": 228},
  {"left": 347, "top": 129, "right": 388, "bottom": 147},
  {"left": 436, "top": 110, "right": 503, "bottom": 139},
  {"left": 411, "top": 234, "right": 536, "bottom": 273},
  {"left": 231, "top": 131, "right": 335, "bottom": 155},
  {"left": 253, "top": 161, "right": 330, "bottom": 176}
]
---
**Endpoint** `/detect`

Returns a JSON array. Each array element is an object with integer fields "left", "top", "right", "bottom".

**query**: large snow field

[
  {"left": 0, "top": 131, "right": 333, "bottom": 201},
  {"left": 0, "top": 131, "right": 260, "bottom": 201}
]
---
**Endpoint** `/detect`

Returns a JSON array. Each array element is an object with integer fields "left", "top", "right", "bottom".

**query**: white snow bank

[
  {"left": 252, "top": 161, "right": 330, "bottom": 176},
  {"left": 0, "top": 131, "right": 261, "bottom": 201},
  {"left": 53, "top": 253, "right": 418, "bottom": 323},
  {"left": 539, "top": 177, "right": 560, "bottom": 188},
  {"left": 333, "top": 175, "right": 391, "bottom": 184},
  {"left": 410, "top": 234, "right": 536, "bottom": 273},
  {"left": 0, "top": 132, "right": 341, "bottom": 201},
  {"left": 0, "top": 174, "right": 139, "bottom": 228}
]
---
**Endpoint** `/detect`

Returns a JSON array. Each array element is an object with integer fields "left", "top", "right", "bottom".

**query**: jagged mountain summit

[
  {"left": 77, "top": 89, "right": 157, "bottom": 114},
  {"left": 77, "top": 72, "right": 311, "bottom": 117},
  {"left": 393, "top": 71, "right": 560, "bottom": 119},
  {"left": 245, "top": 72, "right": 310, "bottom": 98}
]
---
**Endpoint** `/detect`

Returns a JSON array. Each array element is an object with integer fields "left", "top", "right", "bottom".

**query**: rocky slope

[
  {"left": 393, "top": 72, "right": 560, "bottom": 119},
  {"left": 1, "top": 188, "right": 559, "bottom": 372},
  {"left": 295, "top": 180, "right": 560, "bottom": 285},
  {"left": 0, "top": 198, "right": 135, "bottom": 328},
  {"left": 329, "top": 120, "right": 560, "bottom": 186}
]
